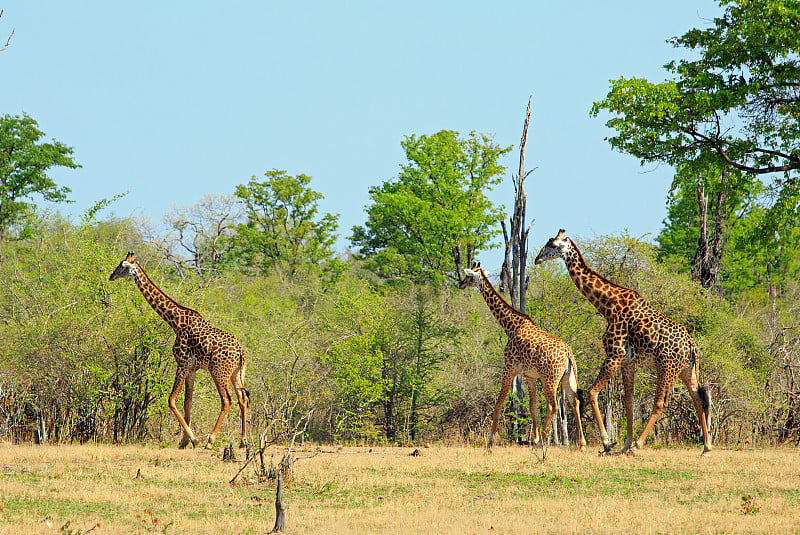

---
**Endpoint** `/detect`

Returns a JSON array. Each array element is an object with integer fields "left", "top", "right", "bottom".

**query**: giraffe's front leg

[
  {"left": 168, "top": 368, "right": 199, "bottom": 449},
  {"left": 178, "top": 371, "right": 196, "bottom": 449},
  {"left": 487, "top": 366, "right": 514, "bottom": 449},
  {"left": 591, "top": 332, "right": 626, "bottom": 454}
]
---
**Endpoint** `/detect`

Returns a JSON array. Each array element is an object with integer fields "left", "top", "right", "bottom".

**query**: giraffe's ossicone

[
  {"left": 535, "top": 229, "right": 712, "bottom": 455},
  {"left": 109, "top": 252, "right": 249, "bottom": 449},
  {"left": 460, "top": 265, "right": 586, "bottom": 450}
]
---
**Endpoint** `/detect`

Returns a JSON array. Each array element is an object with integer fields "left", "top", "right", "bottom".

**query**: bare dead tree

[
  {"left": 0, "top": 10, "right": 14, "bottom": 52},
  {"left": 161, "top": 194, "right": 242, "bottom": 277},
  {"left": 499, "top": 94, "right": 536, "bottom": 443},
  {"left": 691, "top": 171, "right": 729, "bottom": 291}
]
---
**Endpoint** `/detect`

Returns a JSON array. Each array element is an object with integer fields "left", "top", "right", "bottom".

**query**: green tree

[
  {"left": 234, "top": 170, "right": 339, "bottom": 275},
  {"left": 0, "top": 113, "right": 80, "bottom": 262},
  {"left": 351, "top": 130, "right": 510, "bottom": 283},
  {"left": 591, "top": 0, "right": 800, "bottom": 289}
]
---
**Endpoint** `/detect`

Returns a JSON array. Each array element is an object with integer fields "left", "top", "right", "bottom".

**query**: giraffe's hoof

[{"left": 598, "top": 441, "right": 617, "bottom": 456}]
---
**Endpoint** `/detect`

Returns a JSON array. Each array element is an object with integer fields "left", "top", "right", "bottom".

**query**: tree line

[{"left": 0, "top": 0, "right": 798, "bottom": 447}]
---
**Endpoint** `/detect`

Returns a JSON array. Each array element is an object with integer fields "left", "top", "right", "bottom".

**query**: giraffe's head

[
  {"left": 534, "top": 228, "right": 571, "bottom": 265},
  {"left": 109, "top": 252, "right": 138, "bottom": 281},
  {"left": 459, "top": 263, "right": 487, "bottom": 290}
]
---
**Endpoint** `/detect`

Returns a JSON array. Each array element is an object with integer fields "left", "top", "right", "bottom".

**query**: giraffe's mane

[
  {"left": 134, "top": 261, "right": 203, "bottom": 317},
  {"left": 479, "top": 270, "right": 539, "bottom": 324},
  {"left": 568, "top": 238, "right": 639, "bottom": 296}
]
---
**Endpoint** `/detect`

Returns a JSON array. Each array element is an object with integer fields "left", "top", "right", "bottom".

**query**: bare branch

[{"left": 0, "top": 10, "right": 14, "bottom": 52}]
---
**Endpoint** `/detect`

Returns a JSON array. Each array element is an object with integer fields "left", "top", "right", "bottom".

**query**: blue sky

[{"left": 2, "top": 1, "right": 720, "bottom": 268}]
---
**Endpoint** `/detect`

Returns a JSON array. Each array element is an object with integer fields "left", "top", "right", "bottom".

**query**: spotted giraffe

[
  {"left": 109, "top": 252, "right": 248, "bottom": 449},
  {"left": 535, "top": 229, "right": 712, "bottom": 454},
  {"left": 459, "top": 265, "right": 586, "bottom": 450}
]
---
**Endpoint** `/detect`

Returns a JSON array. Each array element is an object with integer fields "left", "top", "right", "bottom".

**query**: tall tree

[
  {"left": 500, "top": 96, "right": 536, "bottom": 442},
  {"left": 161, "top": 193, "right": 242, "bottom": 277},
  {"left": 0, "top": 113, "right": 79, "bottom": 263},
  {"left": 234, "top": 170, "right": 339, "bottom": 275},
  {"left": 591, "top": 0, "right": 800, "bottom": 289},
  {"left": 351, "top": 130, "right": 510, "bottom": 283}
]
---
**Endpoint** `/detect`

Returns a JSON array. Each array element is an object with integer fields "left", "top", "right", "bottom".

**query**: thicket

[{"left": 1, "top": 214, "right": 796, "bottom": 448}]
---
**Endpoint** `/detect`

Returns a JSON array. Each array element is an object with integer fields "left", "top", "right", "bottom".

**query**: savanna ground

[{"left": 0, "top": 442, "right": 798, "bottom": 534}]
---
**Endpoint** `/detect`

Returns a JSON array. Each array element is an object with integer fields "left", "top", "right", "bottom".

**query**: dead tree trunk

[
  {"left": 692, "top": 171, "right": 729, "bottom": 291},
  {"left": 501, "top": 95, "right": 537, "bottom": 443},
  {"left": 271, "top": 470, "right": 285, "bottom": 533}
]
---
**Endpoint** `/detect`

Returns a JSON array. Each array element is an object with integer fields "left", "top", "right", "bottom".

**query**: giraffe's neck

[
  {"left": 478, "top": 273, "right": 523, "bottom": 336},
  {"left": 562, "top": 239, "right": 617, "bottom": 318},
  {"left": 131, "top": 262, "right": 190, "bottom": 331}
]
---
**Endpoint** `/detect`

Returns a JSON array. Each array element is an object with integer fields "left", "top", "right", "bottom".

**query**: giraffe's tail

[
  {"left": 692, "top": 345, "right": 710, "bottom": 416},
  {"left": 237, "top": 349, "right": 250, "bottom": 408},
  {"left": 561, "top": 354, "right": 581, "bottom": 408}
]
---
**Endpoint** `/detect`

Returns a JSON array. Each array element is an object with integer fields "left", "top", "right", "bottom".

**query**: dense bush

[{"left": 0, "top": 217, "right": 795, "bottom": 448}]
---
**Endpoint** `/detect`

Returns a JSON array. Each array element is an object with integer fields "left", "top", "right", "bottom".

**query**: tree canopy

[
  {"left": 234, "top": 170, "right": 339, "bottom": 275},
  {"left": 592, "top": 0, "right": 800, "bottom": 292},
  {"left": 0, "top": 113, "right": 79, "bottom": 259},
  {"left": 351, "top": 130, "right": 511, "bottom": 283}
]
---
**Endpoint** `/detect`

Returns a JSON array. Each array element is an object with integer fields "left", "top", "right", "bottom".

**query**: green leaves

[
  {"left": 593, "top": 0, "right": 800, "bottom": 293},
  {"left": 0, "top": 113, "right": 79, "bottom": 245},
  {"left": 234, "top": 169, "right": 339, "bottom": 275},
  {"left": 351, "top": 130, "right": 510, "bottom": 283}
]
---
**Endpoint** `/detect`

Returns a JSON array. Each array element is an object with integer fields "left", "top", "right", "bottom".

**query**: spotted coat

[
  {"left": 460, "top": 267, "right": 586, "bottom": 449},
  {"left": 109, "top": 252, "right": 248, "bottom": 449},
  {"left": 535, "top": 229, "right": 712, "bottom": 454}
]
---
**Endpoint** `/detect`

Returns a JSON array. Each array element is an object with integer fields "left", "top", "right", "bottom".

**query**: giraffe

[
  {"left": 535, "top": 229, "right": 712, "bottom": 455},
  {"left": 459, "top": 265, "right": 586, "bottom": 450},
  {"left": 109, "top": 252, "right": 248, "bottom": 449}
]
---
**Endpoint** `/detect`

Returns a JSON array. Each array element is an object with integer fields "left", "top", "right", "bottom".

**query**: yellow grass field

[{"left": 0, "top": 442, "right": 797, "bottom": 534}]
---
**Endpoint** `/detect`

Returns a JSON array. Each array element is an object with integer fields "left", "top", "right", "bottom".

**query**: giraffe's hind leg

[
  {"left": 680, "top": 365, "right": 712, "bottom": 454},
  {"left": 620, "top": 362, "right": 637, "bottom": 454},
  {"left": 561, "top": 358, "right": 587, "bottom": 450},
  {"left": 635, "top": 369, "right": 677, "bottom": 450},
  {"left": 525, "top": 377, "right": 540, "bottom": 446},
  {"left": 539, "top": 382, "right": 559, "bottom": 447},
  {"left": 206, "top": 369, "right": 234, "bottom": 449},
  {"left": 231, "top": 359, "right": 248, "bottom": 448}
]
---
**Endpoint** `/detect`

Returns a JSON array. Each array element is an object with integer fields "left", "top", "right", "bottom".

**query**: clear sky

[{"left": 2, "top": 1, "right": 721, "bottom": 269}]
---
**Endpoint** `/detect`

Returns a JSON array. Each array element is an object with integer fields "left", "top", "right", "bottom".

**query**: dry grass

[{"left": 0, "top": 442, "right": 797, "bottom": 534}]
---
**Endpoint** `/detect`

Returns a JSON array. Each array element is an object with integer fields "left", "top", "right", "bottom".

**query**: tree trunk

[
  {"left": 501, "top": 95, "right": 537, "bottom": 443},
  {"left": 271, "top": 470, "right": 286, "bottom": 533},
  {"left": 692, "top": 171, "right": 728, "bottom": 290}
]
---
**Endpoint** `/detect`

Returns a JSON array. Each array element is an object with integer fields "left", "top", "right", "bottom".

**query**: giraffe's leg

[
  {"left": 231, "top": 360, "right": 248, "bottom": 448},
  {"left": 680, "top": 365, "right": 713, "bottom": 454},
  {"left": 589, "top": 333, "right": 626, "bottom": 453},
  {"left": 525, "top": 377, "right": 540, "bottom": 446},
  {"left": 168, "top": 369, "right": 198, "bottom": 449},
  {"left": 178, "top": 371, "right": 196, "bottom": 449},
  {"left": 634, "top": 369, "right": 676, "bottom": 450},
  {"left": 539, "top": 383, "right": 559, "bottom": 447},
  {"left": 206, "top": 370, "right": 234, "bottom": 449},
  {"left": 487, "top": 366, "right": 514, "bottom": 449},
  {"left": 620, "top": 362, "right": 637, "bottom": 454},
  {"left": 561, "top": 359, "right": 587, "bottom": 450}
]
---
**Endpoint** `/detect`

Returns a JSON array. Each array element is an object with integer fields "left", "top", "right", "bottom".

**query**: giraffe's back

[{"left": 510, "top": 321, "right": 572, "bottom": 381}]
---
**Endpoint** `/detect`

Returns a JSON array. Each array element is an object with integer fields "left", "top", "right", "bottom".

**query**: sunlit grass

[{"left": 0, "top": 443, "right": 797, "bottom": 534}]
